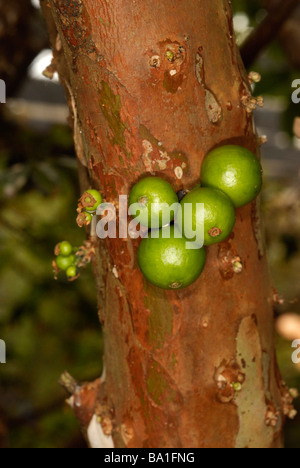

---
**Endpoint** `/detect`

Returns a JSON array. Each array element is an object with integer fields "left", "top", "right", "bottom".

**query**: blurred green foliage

[
  {"left": 0, "top": 119, "right": 102, "bottom": 448},
  {"left": 263, "top": 182, "right": 300, "bottom": 448}
]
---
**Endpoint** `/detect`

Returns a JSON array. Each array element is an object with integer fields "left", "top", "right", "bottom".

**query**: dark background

[{"left": 0, "top": 0, "right": 300, "bottom": 448}]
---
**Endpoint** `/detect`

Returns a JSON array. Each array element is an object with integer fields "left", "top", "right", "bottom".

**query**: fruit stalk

[{"left": 42, "top": 0, "right": 285, "bottom": 448}]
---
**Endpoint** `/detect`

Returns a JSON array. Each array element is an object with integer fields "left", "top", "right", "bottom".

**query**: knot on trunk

[{"left": 215, "top": 360, "right": 246, "bottom": 404}]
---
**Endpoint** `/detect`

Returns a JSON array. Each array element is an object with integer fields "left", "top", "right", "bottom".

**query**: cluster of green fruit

[
  {"left": 129, "top": 145, "right": 263, "bottom": 290},
  {"left": 54, "top": 241, "right": 79, "bottom": 280},
  {"left": 76, "top": 189, "right": 103, "bottom": 227},
  {"left": 54, "top": 189, "right": 103, "bottom": 281}
]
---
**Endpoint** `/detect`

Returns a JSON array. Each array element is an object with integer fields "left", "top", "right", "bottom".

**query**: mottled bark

[{"left": 41, "top": 0, "right": 288, "bottom": 448}]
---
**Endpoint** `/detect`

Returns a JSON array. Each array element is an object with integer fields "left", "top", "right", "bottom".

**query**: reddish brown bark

[{"left": 41, "top": 0, "right": 290, "bottom": 448}]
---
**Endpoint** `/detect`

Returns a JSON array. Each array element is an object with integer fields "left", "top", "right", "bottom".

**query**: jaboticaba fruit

[
  {"left": 201, "top": 145, "right": 263, "bottom": 208},
  {"left": 129, "top": 177, "right": 178, "bottom": 228},
  {"left": 56, "top": 254, "right": 76, "bottom": 271},
  {"left": 77, "top": 211, "right": 93, "bottom": 227},
  {"left": 66, "top": 266, "right": 77, "bottom": 279},
  {"left": 176, "top": 187, "right": 236, "bottom": 246},
  {"left": 82, "top": 189, "right": 103, "bottom": 213},
  {"left": 138, "top": 225, "right": 206, "bottom": 290},
  {"left": 58, "top": 241, "right": 73, "bottom": 257}
]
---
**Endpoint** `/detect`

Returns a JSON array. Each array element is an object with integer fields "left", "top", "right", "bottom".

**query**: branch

[
  {"left": 240, "top": 0, "right": 300, "bottom": 68},
  {"left": 59, "top": 371, "right": 79, "bottom": 395}
]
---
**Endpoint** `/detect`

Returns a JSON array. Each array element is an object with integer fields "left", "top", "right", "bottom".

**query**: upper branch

[{"left": 240, "top": 0, "right": 300, "bottom": 68}]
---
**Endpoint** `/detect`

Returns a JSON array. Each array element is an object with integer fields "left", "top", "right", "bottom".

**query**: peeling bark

[{"left": 42, "top": 0, "right": 287, "bottom": 448}]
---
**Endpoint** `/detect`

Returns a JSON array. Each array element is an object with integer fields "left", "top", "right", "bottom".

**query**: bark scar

[
  {"left": 195, "top": 48, "right": 222, "bottom": 124},
  {"left": 251, "top": 198, "right": 265, "bottom": 259},
  {"left": 65, "top": 80, "right": 87, "bottom": 167},
  {"left": 235, "top": 315, "right": 280, "bottom": 448},
  {"left": 218, "top": 235, "right": 243, "bottom": 280}
]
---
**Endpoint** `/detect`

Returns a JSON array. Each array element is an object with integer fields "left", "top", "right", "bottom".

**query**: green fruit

[
  {"left": 176, "top": 187, "right": 236, "bottom": 246},
  {"left": 58, "top": 241, "right": 73, "bottom": 257},
  {"left": 201, "top": 145, "right": 263, "bottom": 207},
  {"left": 84, "top": 212, "right": 93, "bottom": 222},
  {"left": 77, "top": 211, "right": 93, "bottom": 227},
  {"left": 56, "top": 254, "right": 76, "bottom": 271},
  {"left": 138, "top": 225, "right": 206, "bottom": 290},
  {"left": 66, "top": 266, "right": 77, "bottom": 279},
  {"left": 82, "top": 189, "right": 103, "bottom": 212},
  {"left": 129, "top": 177, "right": 178, "bottom": 228}
]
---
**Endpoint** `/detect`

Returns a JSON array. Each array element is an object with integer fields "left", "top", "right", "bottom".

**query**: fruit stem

[{"left": 209, "top": 227, "right": 222, "bottom": 238}]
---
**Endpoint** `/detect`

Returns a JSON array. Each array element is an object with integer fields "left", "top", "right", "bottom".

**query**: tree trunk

[{"left": 41, "top": 0, "right": 290, "bottom": 448}]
